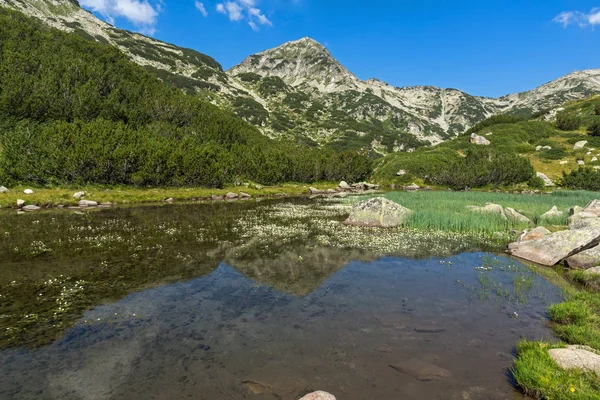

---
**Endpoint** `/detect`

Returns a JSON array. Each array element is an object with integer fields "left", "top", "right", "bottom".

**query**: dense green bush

[
  {"left": 595, "top": 102, "right": 600, "bottom": 116},
  {"left": 588, "top": 119, "right": 600, "bottom": 137},
  {"left": 561, "top": 168, "right": 600, "bottom": 191},
  {"left": 539, "top": 147, "right": 566, "bottom": 160},
  {"left": 0, "top": 9, "right": 372, "bottom": 187},
  {"left": 465, "top": 115, "right": 528, "bottom": 135},
  {"left": 555, "top": 113, "right": 581, "bottom": 131},
  {"left": 528, "top": 176, "right": 546, "bottom": 190}
]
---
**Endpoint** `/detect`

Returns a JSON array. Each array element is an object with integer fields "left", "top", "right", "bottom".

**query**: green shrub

[
  {"left": 561, "top": 168, "right": 600, "bottom": 191},
  {"left": 464, "top": 115, "right": 528, "bottom": 135},
  {"left": 527, "top": 176, "right": 545, "bottom": 189},
  {"left": 539, "top": 147, "right": 566, "bottom": 160},
  {"left": 588, "top": 119, "right": 600, "bottom": 137},
  {"left": 556, "top": 113, "right": 581, "bottom": 131},
  {"left": 595, "top": 102, "right": 600, "bottom": 116}
]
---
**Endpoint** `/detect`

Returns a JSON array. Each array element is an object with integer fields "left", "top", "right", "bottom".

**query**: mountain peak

[{"left": 229, "top": 37, "right": 360, "bottom": 92}]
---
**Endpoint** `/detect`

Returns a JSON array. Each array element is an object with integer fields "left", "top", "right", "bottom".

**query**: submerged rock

[
  {"left": 390, "top": 358, "right": 451, "bottom": 381},
  {"left": 508, "top": 224, "right": 600, "bottom": 266},
  {"left": 536, "top": 172, "right": 554, "bottom": 187},
  {"left": 299, "top": 391, "right": 336, "bottom": 400},
  {"left": 517, "top": 227, "right": 551, "bottom": 243},
  {"left": 565, "top": 245, "right": 600, "bottom": 269},
  {"left": 548, "top": 346, "right": 600, "bottom": 377},
  {"left": 470, "top": 133, "right": 491, "bottom": 146},
  {"left": 344, "top": 197, "right": 412, "bottom": 228}
]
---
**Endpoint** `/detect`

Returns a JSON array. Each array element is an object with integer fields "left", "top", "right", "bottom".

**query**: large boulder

[
  {"left": 225, "top": 192, "right": 239, "bottom": 199},
  {"left": 467, "top": 203, "right": 506, "bottom": 219},
  {"left": 574, "top": 141, "right": 588, "bottom": 150},
  {"left": 568, "top": 212, "right": 600, "bottom": 230},
  {"left": 540, "top": 206, "right": 563, "bottom": 220},
  {"left": 565, "top": 245, "right": 600, "bottom": 269},
  {"left": 299, "top": 392, "right": 336, "bottom": 400},
  {"left": 505, "top": 207, "right": 531, "bottom": 224},
  {"left": 517, "top": 227, "right": 551, "bottom": 243},
  {"left": 339, "top": 181, "right": 351, "bottom": 190},
  {"left": 549, "top": 346, "right": 600, "bottom": 377},
  {"left": 23, "top": 189, "right": 34, "bottom": 195},
  {"left": 470, "top": 133, "right": 491, "bottom": 146},
  {"left": 508, "top": 224, "right": 600, "bottom": 266},
  {"left": 344, "top": 197, "right": 412, "bottom": 228},
  {"left": 536, "top": 172, "right": 554, "bottom": 187},
  {"left": 78, "top": 200, "right": 98, "bottom": 207},
  {"left": 584, "top": 200, "right": 600, "bottom": 216}
]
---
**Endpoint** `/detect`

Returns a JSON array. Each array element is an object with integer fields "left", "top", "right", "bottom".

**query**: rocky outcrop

[
  {"left": 469, "top": 133, "right": 491, "bottom": 146},
  {"left": 508, "top": 224, "right": 600, "bottom": 266},
  {"left": 517, "top": 227, "right": 551, "bottom": 243},
  {"left": 565, "top": 245, "right": 600, "bottom": 269},
  {"left": 548, "top": 346, "right": 600, "bottom": 377},
  {"left": 344, "top": 198, "right": 412, "bottom": 228},
  {"left": 536, "top": 172, "right": 554, "bottom": 187}
]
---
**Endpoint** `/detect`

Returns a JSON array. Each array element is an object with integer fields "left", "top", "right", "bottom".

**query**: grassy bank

[
  {"left": 0, "top": 182, "right": 339, "bottom": 209},
  {"left": 378, "top": 190, "right": 599, "bottom": 235}
]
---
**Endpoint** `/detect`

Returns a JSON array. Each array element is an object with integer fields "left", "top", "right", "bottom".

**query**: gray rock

[
  {"left": 508, "top": 224, "right": 600, "bottom": 266},
  {"left": 164, "top": 198, "right": 175, "bottom": 203},
  {"left": 565, "top": 245, "right": 600, "bottom": 269},
  {"left": 73, "top": 191, "right": 86, "bottom": 199},
  {"left": 536, "top": 145, "right": 542, "bottom": 151},
  {"left": 548, "top": 346, "right": 600, "bottom": 377},
  {"left": 23, "top": 189, "right": 34, "bottom": 195},
  {"left": 467, "top": 203, "right": 506, "bottom": 219},
  {"left": 351, "top": 182, "right": 366, "bottom": 191},
  {"left": 505, "top": 207, "right": 531, "bottom": 224},
  {"left": 404, "top": 183, "right": 420, "bottom": 191},
  {"left": 326, "top": 189, "right": 337, "bottom": 194},
  {"left": 364, "top": 183, "right": 380, "bottom": 190},
  {"left": 309, "top": 187, "right": 325, "bottom": 195},
  {"left": 344, "top": 197, "right": 412, "bottom": 228},
  {"left": 16, "top": 199, "right": 25, "bottom": 207},
  {"left": 568, "top": 212, "right": 600, "bottom": 230},
  {"left": 240, "top": 192, "right": 251, "bottom": 198},
  {"left": 584, "top": 200, "right": 600, "bottom": 216},
  {"left": 578, "top": 160, "right": 585, "bottom": 166},
  {"left": 585, "top": 266, "right": 600, "bottom": 275},
  {"left": 396, "top": 169, "right": 407, "bottom": 176},
  {"left": 517, "top": 227, "right": 551, "bottom": 243},
  {"left": 536, "top": 172, "right": 554, "bottom": 187},
  {"left": 22, "top": 205, "right": 41, "bottom": 212},
  {"left": 79, "top": 200, "right": 98, "bottom": 207},
  {"left": 211, "top": 195, "right": 224, "bottom": 201},
  {"left": 570, "top": 206, "right": 584, "bottom": 216},
  {"left": 574, "top": 141, "right": 588, "bottom": 150},
  {"left": 0, "top": 186, "right": 8, "bottom": 193},
  {"left": 299, "top": 392, "right": 336, "bottom": 400},
  {"left": 470, "top": 133, "right": 491, "bottom": 146},
  {"left": 390, "top": 359, "right": 451, "bottom": 381},
  {"left": 543, "top": 146, "right": 552, "bottom": 150},
  {"left": 225, "top": 192, "right": 239, "bottom": 200},
  {"left": 339, "top": 181, "right": 351, "bottom": 190},
  {"left": 540, "top": 206, "right": 563, "bottom": 220}
]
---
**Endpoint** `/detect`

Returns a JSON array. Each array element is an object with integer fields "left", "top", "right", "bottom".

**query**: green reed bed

[{"left": 380, "top": 190, "right": 599, "bottom": 235}]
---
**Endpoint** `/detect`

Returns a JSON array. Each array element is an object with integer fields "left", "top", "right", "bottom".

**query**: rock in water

[
  {"left": 24, "top": 189, "right": 34, "bottom": 195},
  {"left": 517, "top": 227, "right": 551, "bottom": 243},
  {"left": 22, "top": 205, "right": 41, "bottom": 212},
  {"left": 299, "top": 391, "right": 337, "bottom": 400},
  {"left": 504, "top": 207, "right": 531, "bottom": 224},
  {"left": 469, "top": 133, "right": 491, "bottom": 146},
  {"left": 390, "top": 359, "right": 451, "bottom": 381},
  {"left": 536, "top": 172, "right": 554, "bottom": 187},
  {"left": 508, "top": 224, "right": 600, "bottom": 266},
  {"left": 565, "top": 245, "right": 600, "bottom": 269},
  {"left": 548, "top": 346, "right": 600, "bottom": 377},
  {"left": 344, "top": 197, "right": 412, "bottom": 228},
  {"left": 78, "top": 200, "right": 98, "bottom": 207},
  {"left": 574, "top": 141, "right": 588, "bottom": 150}
]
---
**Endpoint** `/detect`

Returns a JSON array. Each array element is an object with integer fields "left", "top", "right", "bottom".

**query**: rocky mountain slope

[{"left": 2, "top": 0, "right": 600, "bottom": 154}]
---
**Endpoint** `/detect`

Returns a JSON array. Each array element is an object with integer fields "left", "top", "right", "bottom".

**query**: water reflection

[{"left": 2, "top": 253, "right": 560, "bottom": 400}]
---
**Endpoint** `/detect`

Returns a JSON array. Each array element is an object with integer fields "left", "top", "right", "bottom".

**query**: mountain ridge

[{"left": 2, "top": 0, "right": 600, "bottom": 154}]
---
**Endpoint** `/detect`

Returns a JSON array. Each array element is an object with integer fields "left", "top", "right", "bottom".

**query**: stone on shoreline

[
  {"left": 517, "top": 227, "right": 551, "bottom": 243},
  {"left": 549, "top": 346, "right": 600, "bottom": 377},
  {"left": 565, "top": 245, "right": 600, "bottom": 269},
  {"left": 22, "top": 205, "right": 41, "bottom": 212},
  {"left": 339, "top": 181, "right": 351, "bottom": 190},
  {"left": 299, "top": 391, "right": 336, "bottom": 400},
  {"left": 211, "top": 195, "right": 224, "bottom": 201},
  {"left": 344, "top": 197, "right": 412, "bottom": 228},
  {"left": 240, "top": 192, "right": 251, "bottom": 198},
  {"left": 79, "top": 200, "right": 98, "bottom": 207},
  {"left": 404, "top": 183, "right": 420, "bottom": 191},
  {"left": 16, "top": 199, "right": 25, "bottom": 207},
  {"left": 225, "top": 192, "right": 239, "bottom": 200},
  {"left": 504, "top": 207, "right": 531, "bottom": 224},
  {"left": 309, "top": 187, "right": 325, "bottom": 195},
  {"left": 508, "top": 224, "right": 600, "bottom": 266},
  {"left": 467, "top": 203, "right": 506, "bottom": 219}
]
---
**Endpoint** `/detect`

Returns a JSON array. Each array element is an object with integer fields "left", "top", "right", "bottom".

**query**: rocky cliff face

[{"left": 2, "top": 0, "right": 600, "bottom": 154}]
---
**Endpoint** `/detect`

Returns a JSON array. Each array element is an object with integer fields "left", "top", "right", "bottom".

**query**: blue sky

[{"left": 79, "top": 1, "right": 600, "bottom": 98}]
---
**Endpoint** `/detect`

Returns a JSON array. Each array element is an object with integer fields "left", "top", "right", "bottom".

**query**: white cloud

[
  {"left": 215, "top": 0, "right": 272, "bottom": 30},
  {"left": 195, "top": 1, "right": 208, "bottom": 17},
  {"left": 554, "top": 8, "right": 600, "bottom": 28},
  {"left": 80, "top": 0, "right": 161, "bottom": 34}
]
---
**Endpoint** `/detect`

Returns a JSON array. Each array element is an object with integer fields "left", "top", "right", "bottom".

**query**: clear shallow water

[{"left": 0, "top": 199, "right": 562, "bottom": 399}]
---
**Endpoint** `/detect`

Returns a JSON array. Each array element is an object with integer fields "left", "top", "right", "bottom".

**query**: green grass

[
  {"left": 0, "top": 182, "right": 340, "bottom": 209},
  {"left": 513, "top": 341, "right": 600, "bottom": 399},
  {"left": 380, "top": 190, "right": 599, "bottom": 235}
]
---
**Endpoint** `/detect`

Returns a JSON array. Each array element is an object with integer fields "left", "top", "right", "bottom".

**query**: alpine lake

[{"left": 0, "top": 196, "right": 566, "bottom": 400}]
